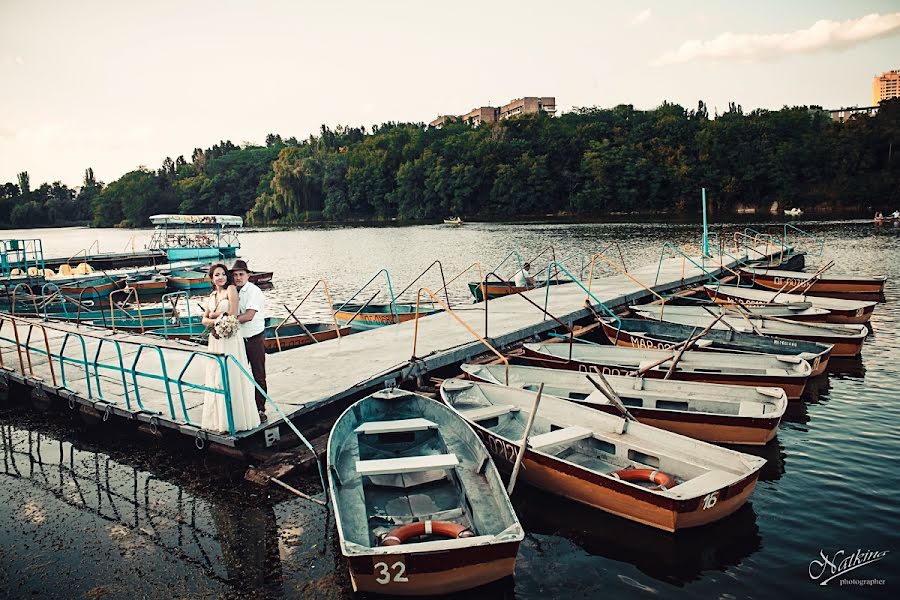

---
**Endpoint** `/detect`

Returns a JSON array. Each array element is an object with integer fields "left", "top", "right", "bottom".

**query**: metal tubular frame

[
  {"left": 130, "top": 345, "right": 176, "bottom": 421},
  {"left": 91, "top": 337, "right": 131, "bottom": 409},
  {"left": 334, "top": 268, "right": 397, "bottom": 324},
  {"left": 60, "top": 332, "right": 94, "bottom": 399},
  {"left": 273, "top": 279, "right": 341, "bottom": 352},
  {"left": 585, "top": 250, "right": 665, "bottom": 304},
  {"left": 10, "top": 283, "right": 40, "bottom": 317},
  {"left": 411, "top": 287, "right": 510, "bottom": 385},
  {"left": 109, "top": 286, "right": 144, "bottom": 333},
  {"left": 0, "top": 315, "right": 57, "bottom": 385},
  {"left": 395, "top": 261, "right": 451, "bottom": 309},
  {"left": 783, "top": 223, "right": 824, "bottom": 257},
  {"left": 654, "top": 243, "right": 720, "bottom": 287},
  {"left": 175, "top": 352, "right": 229, "bottom": 427}
]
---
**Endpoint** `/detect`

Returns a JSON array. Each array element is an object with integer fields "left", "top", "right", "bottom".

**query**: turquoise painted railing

[
  {"left": 488, "top": 250, "right": 525, "bottom": 281},
  {"left": 39, "top": 283, "right": 67, "bottom": 318},
  {"left": 784, "top": 223, "right": 824, "bottom": 257},
  {"left": 334, "top": 268, "right": 398, "bottom": 322},
  {"left": 542, "top": 261, "right": 620, "bottom": 326},
  {"left": 654, "top": 242, "right": 721, "bottom": 287}
]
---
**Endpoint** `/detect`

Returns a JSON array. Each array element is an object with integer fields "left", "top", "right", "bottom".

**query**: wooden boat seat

[
  {"left": 668, "top": 469, "right": 735, "bottom": 497},
  {"left": 529, "top": 426, "right": 593, "bottom": 450},
  {"left": 356, "top": 453, "right": 459, "bottom": 476},
  {"left": 738, "top": 402, "right": 767, "bottom": 417},
  {"left": 459, "top": 404, "right": 519, "bottom": 422},
  {"left": 354, "top": 418, "right": 437, "bottom": 435}
]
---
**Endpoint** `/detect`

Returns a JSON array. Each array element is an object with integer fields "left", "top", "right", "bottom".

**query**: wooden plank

[
  {"left": 354, "top": 418, "right": 437, "bottom": 434},
  {"left": 529, "top": 426, "right": 593, "bottom": 450},
  {"left": 458, "top": 404, "right": 518, "bottom": 421},
  {"left": 355, "top": 453, "right": 459, "bottom": 476}
]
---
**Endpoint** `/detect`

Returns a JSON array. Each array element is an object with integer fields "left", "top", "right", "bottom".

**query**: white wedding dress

[{"left": 201, "top": 294, "right": 262, "bottom": 433}]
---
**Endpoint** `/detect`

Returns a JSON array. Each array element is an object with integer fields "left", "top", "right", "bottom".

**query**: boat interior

[
  {"left": 443, "top": 381, "right": 756, "bottom": 495},
  {"left": 331, "top": 394, "right": 516, "bottom": 549}
]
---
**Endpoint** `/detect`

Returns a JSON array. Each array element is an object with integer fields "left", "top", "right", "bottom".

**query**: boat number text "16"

[
  {"left": 374, "top": 560, "right": 408, "bottom": 584},
  {"left": 702, "top": 492, "right": 719, "bottom": 510}
]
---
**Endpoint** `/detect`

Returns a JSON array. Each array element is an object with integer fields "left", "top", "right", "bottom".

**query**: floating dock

[{"left": 0, "top": 246, "right": 784, "bottom": 454}]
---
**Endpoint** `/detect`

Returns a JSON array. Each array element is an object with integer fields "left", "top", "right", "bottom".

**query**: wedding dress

[{"left": 201, "top": 294, "right": 262, "bottom": 433}]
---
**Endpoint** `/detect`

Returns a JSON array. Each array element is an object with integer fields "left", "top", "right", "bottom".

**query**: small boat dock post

[{"left": 0, "top": 243, "right": 785, "bottom": 456}]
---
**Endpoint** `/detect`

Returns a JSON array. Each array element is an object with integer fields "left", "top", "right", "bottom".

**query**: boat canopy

[{"left": 149, "top": 214, "right": 243, "bottom": 227}]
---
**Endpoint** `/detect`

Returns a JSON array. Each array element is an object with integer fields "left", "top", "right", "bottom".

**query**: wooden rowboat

[
  {"left": 249, "top": 270, "right": 273, "bottom": 285},
  {"left": 263, "top": 317, "right": 350, "bottom": 353},
  {"left": 628, "top": 310, "right": 867, "bottom": 358},
  {"left": 705, "top": 285, "right": 876, "bottom": 324},
  {"left": 165, "top": 269, "right": 211, "bottom": 292},
  {"left": 739, "top": 267, "right": 885, "bottom": 299},
  {"left": 58, "top": 276, "right": 125, "bottom": 299},
  {"left": 467, "top": 279, "right": 569, "bottom": 302},
  {"left": 334, "top": 304, "right": 442, "bottom": 331},
  {"left": 125, "top": 273, "right": 168, "bottom": 296},
  {"left": 440, "top": 379, "right": 766, "bottom": 532},
  {"left": 328, "top": 388, "right": 523, "bottom": 595},
  {"left": 630, "top": 303, "right": 831, "bottom": 323},
  {"left": 521, "top": 343, "right": 812, "bottom": 400},
  {"left": 461, "top": 363, "right": 788, "bottom": 446},
  {"left": 600, "top": 318, "right": 833, "bottom": 374}
]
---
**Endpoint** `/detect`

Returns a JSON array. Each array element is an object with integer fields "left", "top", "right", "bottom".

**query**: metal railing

[
  {"left": 272, "top": 279, "right": 341, "bottom": 352},
  {"left": 334, "top": 268, "right": 397, "bottom": 323},
  {"left": 783, "top": 223, "right": 824, "bottom": 257},
  {"left": 654, "top": 243, "right": 721, "bottom": 287}
]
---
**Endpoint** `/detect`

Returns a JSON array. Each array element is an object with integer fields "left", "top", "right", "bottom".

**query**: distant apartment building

[
  {"left": 872, "top": 70, "right": 900, "bottom": 105},
  {"left": 827, "top": 106, "right": 879, "bottom": 123},
  {"left": 430, "top": 96, "right": 556, "bottom": 128}
]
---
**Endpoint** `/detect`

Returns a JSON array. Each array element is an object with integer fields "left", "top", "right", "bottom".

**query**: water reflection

[
  {"left": 0, "top": 409, "right": 287, "bottom": 599},
  {"left": 736, "top": 439, "right": 786, "bottom": 482},
  {"left": 827, "top": 356, "right": 866, "bottom": 378},
  {"left": 511, "top": 486, "right": 761, "bottom": 586}
]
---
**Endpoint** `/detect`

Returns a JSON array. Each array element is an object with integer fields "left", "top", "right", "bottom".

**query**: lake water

[{"left": 1, "top": 220, "right": 898, "bottom": 598}]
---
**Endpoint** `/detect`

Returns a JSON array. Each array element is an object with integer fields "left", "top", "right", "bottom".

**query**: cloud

[
  {"left": 631, "top": 8, "right": 651, "bottom": 26},
  {"left": 654, "top": 11, "right": 900, "bottom": 65}
]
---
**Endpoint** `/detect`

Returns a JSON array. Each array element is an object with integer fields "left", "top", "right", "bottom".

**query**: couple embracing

[{"left": 200, "top": 260, "right": 269, "bottom": 433}]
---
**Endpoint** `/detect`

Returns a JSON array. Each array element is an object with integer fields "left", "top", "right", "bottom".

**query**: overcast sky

[{"left": 2, "top": 0, "right": 899, "bottom": 187}]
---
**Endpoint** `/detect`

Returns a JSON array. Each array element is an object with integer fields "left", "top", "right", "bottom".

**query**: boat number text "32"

[{"left": 374, "top": 560, "right": 408, "bottom": 584}]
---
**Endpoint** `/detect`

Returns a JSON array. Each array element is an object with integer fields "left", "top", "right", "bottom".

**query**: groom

[{"left": 231, "top": 260, "right": 268, "bottom": 422}]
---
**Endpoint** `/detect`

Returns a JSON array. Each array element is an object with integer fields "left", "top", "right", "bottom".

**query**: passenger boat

[
  {"left": 263, "top": 317, "right": 350, "bottom": 353},
  {"left": 705, "top": 285, "right": 876, "bottom": 324},
  {"left": 738, "top": 267, "right": 886, "bottom": 299},
  {"left": 600, "top": 318, "right": 833, "bottom": 374},
  {"left": 328, "top": 388, "right": 523, "bottom": 595},
  {"left": 461, "top": 363, "right": 788, "bottom": 446},
  {"left": 627, "top": 311, "right": 867, "bottom": 358},
  {"left": 784, "top": 208, "right": 803, "bottom": 216},
  {"left": 148, "top": 214, "right": 242, "bottom": 261},
  {"left": 443, "top": 217, "right": 463, "bottom": 225},
  {"left": 467, "top": 279, "right": 569, "bottom": 302},
  {"left": 630, "top": 303, "right": 831, "bottom": 323},
  {"left": 521, "top": 343, "right": 811, "bottom": 399},
  {"left": 165, "top": 269, "right": 211, "bottom": 292},
  {"left": 440, "top": 379, "right": 766, "bottom": 532},
  {"left": 333, "top": 303, "right": 442, "bottom": 331},
  {"left": 874, "top": 214, "right": 900, "bottom": 224}
]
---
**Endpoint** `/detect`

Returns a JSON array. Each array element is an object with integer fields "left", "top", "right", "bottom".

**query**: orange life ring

[
  {"left": 381, "top": 520, "right": 475, "bottom": 546},
  {"left": 609, "top": 468, "right": 676, "bottom": 489}
]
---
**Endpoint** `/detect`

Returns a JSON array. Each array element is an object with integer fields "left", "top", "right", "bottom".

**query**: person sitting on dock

[
  {"left": 513, "top": 262, "right": 535, "bottom": 289},
  {"left": 231, "top": 260, "right": 269, "bottom": 422}
]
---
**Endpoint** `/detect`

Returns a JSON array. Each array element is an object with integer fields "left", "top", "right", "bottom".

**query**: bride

[{"left": 200, "top": 264, "right": 262, "bottom": 433}]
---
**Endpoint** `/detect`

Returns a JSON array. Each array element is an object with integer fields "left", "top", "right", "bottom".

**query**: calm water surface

[{"left": 1, "top": 220, "right": 898, "bottom": 598}]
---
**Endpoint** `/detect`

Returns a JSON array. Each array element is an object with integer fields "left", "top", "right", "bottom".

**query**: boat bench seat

[
  {"left": 668, "top": 469, "right": 735, "bottom": 497},
  {"left": 356, "top": 453, "right": 459, "bottom": 476},
  {"left": 529, "top": 426, "right": 593, "bottom": 450},
  {"left": 459, "top": 404, "right": 519, "bottom": 422},
  {"left": 354, "top": 418, "right": 437, "bottom": 435},
  {"left": 738, "top": 402, "right": 767, "bottom": 417}
]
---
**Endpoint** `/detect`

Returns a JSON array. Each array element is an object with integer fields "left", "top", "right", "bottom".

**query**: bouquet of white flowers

[{"left": 214, "top": 314, "right": 240, "bottom": 339}]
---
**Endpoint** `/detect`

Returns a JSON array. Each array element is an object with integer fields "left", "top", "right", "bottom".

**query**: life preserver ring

[
  {"left": 381, "top": 520, "right": 475, "bottom": 546},
  {"left": 177, "top": 235, "right": 189, "bottom": 247},
  {"left": 609, "top": 468, "right": 676, "bottom": 489}
]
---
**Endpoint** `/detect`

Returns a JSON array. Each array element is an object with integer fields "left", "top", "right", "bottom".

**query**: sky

[{"left": 2, "top": 0, "right": 900, "bottom": 188}]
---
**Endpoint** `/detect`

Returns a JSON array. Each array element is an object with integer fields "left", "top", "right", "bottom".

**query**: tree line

[{"left": 4, "top": 100, "right": 899, "bottom": 229}]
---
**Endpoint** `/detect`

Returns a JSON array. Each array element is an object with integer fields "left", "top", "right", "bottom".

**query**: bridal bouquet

[{"left": 214, "top": 314, "right": 240, "bottom": 339}]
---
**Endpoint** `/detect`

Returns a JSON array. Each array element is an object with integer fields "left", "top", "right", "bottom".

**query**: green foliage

[{"left": 5, "top": 99, "right": 900, "bottom": 229}]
